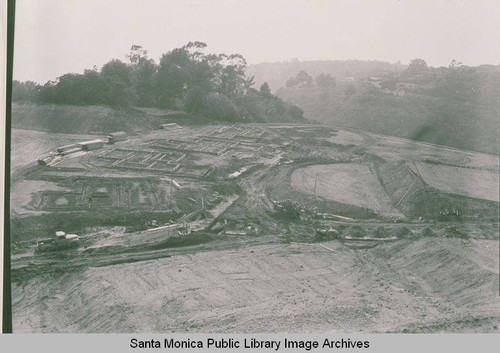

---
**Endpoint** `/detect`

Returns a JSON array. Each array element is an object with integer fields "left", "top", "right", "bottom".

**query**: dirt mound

[
  {"left": 388, "top": 226, "right": 412, "bottom": 239},
  {"left": 419, "top": 227, "right": 437, "bottom": 237},
  {"left": 81, "top": 233, "right": 217, "bottom": 259},
  {"left": 441, "top": 227, "right": 468, "bottom": 239},
  {"left": 145, "top": 233, "right": 216, "bottom": 250}
]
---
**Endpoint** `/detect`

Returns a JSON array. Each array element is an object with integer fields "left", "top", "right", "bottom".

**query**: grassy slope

[
  {"left": 11, "top": 98, "right": 305, "bottom": 135},
  {"left": 277, "top": 83, "right": 499, "bottom": 155},
  {"left": 11, "top": 102, "right": 207, "bottom": 135}
]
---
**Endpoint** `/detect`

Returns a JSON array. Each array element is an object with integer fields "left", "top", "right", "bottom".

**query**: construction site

[{"left": 9, "top": 120, "right": 500, "bottom": 333}]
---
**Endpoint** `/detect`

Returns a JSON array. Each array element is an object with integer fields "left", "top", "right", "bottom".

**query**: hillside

[
  {"left": 11, "top": 100, "right": 305, "bottom": 135},
  {"left": 275, "top": 64, "right": 499, "bottom": 154},
  {"left": 11, "top": 102, "right": 202, "bottom": 135},
  {"left": 246, "top": 60, "right": 405, "bottom": 92}
]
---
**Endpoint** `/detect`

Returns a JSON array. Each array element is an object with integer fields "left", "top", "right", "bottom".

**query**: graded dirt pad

[
  {"left": 10, "top": 180, "right": 73, "bottom": 215},
  {"left": 12, "top": 238, "right": 499, "bottom": 333},
  {"left": 10, "top": 129, "right": 101, "bottom": 173},
  {"left": 366, "top": 132, "right": 500, "bottom": 171},
  {"left": 415, "top": 163, "right": 499, "bottom": 202},
  {"left": 291, "top": 164, "right": 403, "bottom": 218},
  {"left": 326, "top": 130, "right": 365, "bottom": 146}
]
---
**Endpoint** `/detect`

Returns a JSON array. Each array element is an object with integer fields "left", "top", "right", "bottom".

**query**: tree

[
  {"left": 52, "top": 73, "right": 89, "bottom": 104},
  {"left": 315, "top": 73, "right": 336, "bottom": 88},
  {"left": 286, "top": 70, "right": 313, "bottom": 88},
  {"left": 243, "top": 76, "right": 255, "bottom": 93},
  {"left": 295, "top": 70, "right": 313, "bottom": 86},
  {"left": 83, "top": 69, "right": 106, "bottom": 105},
  {"left": 438, "top": 60, "right": 478, "bottom": 98},
  {"left": 406, "top": 58, "right": 428, "bottom": 74},
  {"left": 156, "top": 48, "right": 191, "bottom": 107},
  {"left": 345, "top": 84, "right": 356, "bottom": 96},
  {"left": 182, "top": 41, "right": 208, "bottom": 60},
  {"left": 185, "top": 86, "right": 205, "bottom": 114},
  {"left": 448, "top": 59, "right": 463, "bottom": 70},
  {"left": 12, "top": 80, "right": 39, "bottom": 101},
  {"left": 218, "top": 54, "right": 247, "bottom": 95},
  {"left": 127, "top": 45, "right": 157, "bottom": 106},
  {"left": 30, "top": 42, "right": 306, "bottom": 124},
  {"left": 37, "top": 81, "right": 58, "bottom": 103},
  {"left": 183, "top": 41, "right": 214, "bottom": 92},
  {"left": 134, "top": 59, "right": 157, "bottom": 107},
  {"left": 260, "top": 82, "right": 271, "bottom": 96},
  {"left": 101, "top": 59, "right": 136, "bottom": 106},
  {"left": 126, "top": 45, "right": 149, "bottom": 65}
]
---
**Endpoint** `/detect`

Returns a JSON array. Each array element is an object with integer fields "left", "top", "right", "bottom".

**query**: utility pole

[
  {"left": 169, "top": 178, "right": 173, "bottom": 207},
  {"left": 314, "top": 173, "right": 318, "bottom": 198}
]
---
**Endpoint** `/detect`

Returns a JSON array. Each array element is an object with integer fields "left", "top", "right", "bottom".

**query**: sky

[{"left": 13, "top": 0, "right": 500, "bottom": 84}]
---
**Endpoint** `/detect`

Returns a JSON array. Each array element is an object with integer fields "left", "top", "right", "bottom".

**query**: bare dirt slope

[
  {"left": 12, "top": 238, "right": 499, "bottom": 333},
  {"left": 291, "top": 164, "right": 404, "bottom": 219}
]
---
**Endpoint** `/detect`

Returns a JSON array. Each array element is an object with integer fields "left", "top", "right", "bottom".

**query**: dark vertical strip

[{"left": 3, "top": 0, "right": 15, "bottom": 334}]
